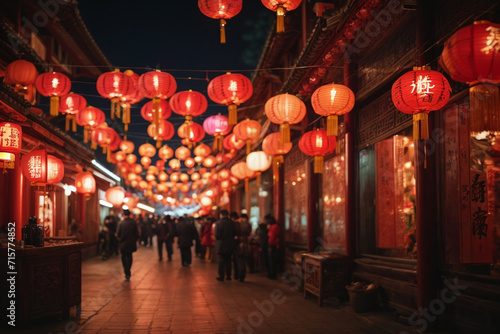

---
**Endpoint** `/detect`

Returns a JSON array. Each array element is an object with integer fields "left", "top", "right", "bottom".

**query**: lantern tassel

[
  {"left": 257, "top": 172, "right": 261, "bottom": 187},
  {"left": 327, "top": 115, "right": 338, "bottom": 136},
  {"left": 220, "top": 19, "right": 226, "bottom": 44},
  {"left": 246, "top": 139, "right": 252, "bottom": 155},
  {"left": 229, "top": 104, "right": 237, "bottom": 125},
  {"left": 156, "top": 139, "right": 161, "bottom": 148},
  {"left": 91, "top": 139, "right": 97, "bottom": 150},
  {"left": 122, "top": 106, "right": 130, "bottom": 132},
  {"left": 272, "top": 156, "right": 281, "bottom": 184},
  {"left": 110, "top": 100, "right": 115, "bottom": 120},
  {"left": 84, "top": 126, "right": 90, "bottom": 143},
  {"left": 314, "top": 156, "right": 324, "bottom": 174},
  {"left": 413, "top": 112, "right": 429, "bottom": 140},
  {"left": 102, "top": 145, "right": 107, "bottom": 154},
  {"left": 280, "top": 123, "right": 290, "bottom": 146},
  {"left": 153, "top": 97, "right": 161, "bottom": 138},
  {"left": 277, "top": 6, "right": 285, "bottom": 33},
  {"left": 470, "top": 83, "right": 500, "bottom": 133},
  {"left": 115, "top": 100, "right": 121, "bottom": 119},
  {"left": 65, "top": 115, "right": 77, "bottom": 132},
  {"left": 50, "top": 96, "right": 59, "bottom": 116},
  {"left": 107, "top": 148, "right": 111, "bottom": 163},
  {"left": 245, "top": 178, "right": 249, "bottom": 193}
]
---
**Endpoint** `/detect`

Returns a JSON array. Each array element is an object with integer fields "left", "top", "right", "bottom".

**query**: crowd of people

[{"left": 99, "top": 209, "right": 280, "bottom": 282}]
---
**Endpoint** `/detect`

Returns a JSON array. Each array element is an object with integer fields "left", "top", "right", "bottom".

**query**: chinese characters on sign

[{"left": 480, "top": 26, "right": 500, "bottom": 54}]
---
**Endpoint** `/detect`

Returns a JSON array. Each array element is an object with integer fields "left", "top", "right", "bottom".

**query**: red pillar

[
  {"left": 77, "top": 193, "right": 86, "bottom": 243},
  {"left": 12, "top": 156, "right": 24, "bottom": 240},
  {"left": 306, "top": 160, "right": 318, "bottom": 252},
  {"left": 344, "top": 60, "right": 357, "bottom": 260},
  {"left": 273, "top": 161, "right": 285, "bottom": 265}
]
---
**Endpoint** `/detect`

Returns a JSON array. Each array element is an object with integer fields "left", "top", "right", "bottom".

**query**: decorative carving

[{"left": 32, "top": 263, "right": 64, "bottom": 309}]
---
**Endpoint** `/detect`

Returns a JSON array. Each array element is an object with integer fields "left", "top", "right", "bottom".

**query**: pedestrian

[
  {"left": 236, "top": 213, "right": 252, "bottom": 282},
  {"left": 230, "top": 211, "right": 240, "bottom": 279},
  {"left": 215, "top": 210, "right": 237, "bottom": 281},
  {"left": 116, "top": 209, "right": 139, "bottom": 281},
  {"left": 266, "top": 214, "right": 279, "bottom": 279},
  {"left": 165, "top": 216, "right": 176, "bottom": 260},
  {"left": 254, "top": 220, "right": 269, "bottom": 272},
  {"left": 139, "top": 211, "right": 152, "bottom": 247},
  {"left": 201, "top": 216, "right": 215, "bottom": 262},
  {"left": 176, "top": 215, "right": 199, "bottom": 267},
  {"left": 156, "top": 215, "right": 173, "bottom": 261}
]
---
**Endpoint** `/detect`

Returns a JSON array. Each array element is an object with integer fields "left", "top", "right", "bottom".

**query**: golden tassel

[
  {"left": 153, "top": 97, "right": 160, "bottom": 138},
  {"left": 245, "top": 178, "right": 249, "bottom": 193},
  {"left": 50, "top": 96, "right": 59, "bottom": 116},
  {"left": 229, "top": 104, "right": 237, "bottom": 125},
  {"left": 327, "top": 115, "right": 338, "bottom": 136},
  {"left": 413, "top": 112, "right": 429, "bottom": 140},
  {"left": 277, "top": 6, "right": 285, "bottom": 33},
  {"left": 220, "top": 19, "right": 226, "bottom": 44},
  {"left": 110, "top": 100, "right": 115, "bottom": 120},
  {"left": 257, "top": 172, "right": 261, "bottom": 187},
  {"left": 71, "top": 116, "right": 77, "bottom": 132},
  {"left": 272, "top": 157, "right": 280, "bottom": 184},
  {"left": 246, "top": 139, "right": 252, "bottom": 155},
  {"left": 65, "top": 115, "right": 71, "bottom": 132},
  {"left": 217, "top": 135, "right": 223, "bottom": 153},
  {"left": 314, "top": 156, "right": 324, "bottom": 174},
  {"left": 115, "top": 101, "right": 121, "bottom": 119},
  {"left": 91, "top": 139, "right": 97, "bottom": 150},
  {"left": 280, "top": 122, "right": 290, "bottom": 146},
  {"left": 122, "top": 106, "right": 130, "bottom": 132},
  {"left": 84, "top": 126, "right": 90, "bottom": 143},
  {"left": 470, "top": 83, "right": 500, "bottom": 133},
  {"left": 102, "top": 146, "right": 107, "bottom": 154},
  {"left": 156, "top": 139, "right": 161, "bottom": 148},
  {"left": 107, "top": 148, "right": 111, "bottom": 163}
]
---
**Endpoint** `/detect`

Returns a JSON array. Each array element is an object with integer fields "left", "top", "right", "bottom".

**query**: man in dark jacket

[
  {"left": 116, "top": 209, "right": 139, "bottom": 280},
  {"left": 156, "top": 215, "right": 175, "bottom": 261},
  {"left": 215, "top": 210, "right": 237, "bottom": 281},
  {"left": 176, "top": 215, "right": 199, "bottom": 267}
]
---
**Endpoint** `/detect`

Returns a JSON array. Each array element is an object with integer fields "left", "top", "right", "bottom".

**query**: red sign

[{"left": 0, "top": 122, "right": 22, "bottom": 155}]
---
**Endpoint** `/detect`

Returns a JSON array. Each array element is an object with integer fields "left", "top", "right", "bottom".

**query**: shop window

[
  {"left": 35, "top": 189, "right": 55, "bottom": 238},
  {"left": 322, "top": 154, "right": 346, "bottom": 251},
  {"left": 284, "top": 164, "right": 307, "bottom": 244}
]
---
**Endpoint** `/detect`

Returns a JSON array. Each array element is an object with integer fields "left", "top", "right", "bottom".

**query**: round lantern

[
  {"left": 96, "top": 69, "right": 135, "bottom": 120},
  {"left": 126, "top": 154, "right": 137, "bottom": 165},
  {"left": 299, "top": 129, "right": 336, "bottom": 173},
  {"left": 169, "top": 159, "right": 181, "bottom": 171},
  {"left": 246, "top": 151, "right": 272, "bottom": 186},
  {"left": 203, "top": 155, "right": 217, "bottom": 168},
  {"left": 120, "top": 140, "right": 135, "bottom": 154},
  {"left": 138, "top": 143, "right": 157, "bottom": 158},
  {"left": 0, "top": 122, "right": 22, "bottom": 164},
  {"left": 5, "top": 60, "right": 37, "bottom": 90},
  {"left": 105, "top": 187, "right": 125, "bottom": 207},
  {"left": 47, "top": 155, "right": 64, "bottom": 185},
  {"left": 158, "top": 145, "right": 174, "bottom": 161},
  {"left": 198, "top": 0, "right": 243, "bottom": 43},
  {"left": 175, "top": 146, "right": 191, "bottom": 161},
  {"left": 200, "top": 196, "right": 213, "bottom": 208},
  {"left": 75, "top": 171, "right": 96, "bottom": 195},
  {"left": 261, "top": 0, "right": 302, "bottom": 33},
  {"left": 35, "top": 72, "right": 71, "bottom": 116},
  {"left": 177, "top": 122, "right": 205, "bottom": 148},
  {"left": 140, "top": 100, "right": 172, "bottom": 122},
  {"left": 180, "top": 173, "right": 190, "bottom": 183},
  {"left": 440, "top": 21, "right": 500, "bottom": 132},
  {"left": 203, "top": 114, "right": 230, "bottom": 152},
  {"left": 91, "top": 126, "right": 113, "bottom": 152},
  {"left": 233, "top": 119, "right": 262, "bottom": 154},
  {"left": 170, "top": 172, "right": 180, "bottom": 183},
  {"left": 391, "top": 66, "right": 451, "bottom": 140},
  {"left": 59, "top": 93, "right": 87, "bottom": 132},
  {"left": 194, "top": 142, "right": 212, "bottom": 158},
  {"left": 147, "top": 120, "right": 175, "bottom": 148},
  {"left": 141, "top": 156, "right": 152, "bottom": 168},
  {"left": 115, "top": 151, "right": 127, "bottom": 162},
  {"left": 184, "top": 157, "right": 196, "bottom": 168},
  {"left": 76, "top": 106, "right": 105, "bottom": 143},
  {"left": 230, "top": 161, "right": 256, "bottom": 192},
  {"left": 311, "top": 83, "right": 355, "bottom": 136},
  {"left": 265, "top": 93, "right": 306, "bottom": 144},
  {"left": 223, "top": 133, "right": 245, "bottom": 152},
  {"left": 207, "top": 72, "right": 253, "bottom": 124},
  {"left": 191, "top": 172, "right": 201, "bottom": 182},
  {"left": 263, "top": 132, "right": 292, "bottom": 179},
  {"left": 169, "top": 90, "right": 207, "bottom": 121}
]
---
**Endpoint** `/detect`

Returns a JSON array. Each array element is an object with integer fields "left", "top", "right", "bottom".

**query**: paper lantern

[
  {"left": 200, "top": 196, "right": 213, "bottom": 208},
  {"left": 91, "top": 126, "right": 113, "bottom": 152},
  {"left": 204, "top": 114, "right": 230, "bottom": 152},
  {"left": 177, "top": 122, "right": 205, "bottom": 148},
  {"left": 233, "top": 119, "right": 262, "bottom": 154},
  {"left": 119, "top": 70, "right": 143, "bottom": 133},
  {"left": 392, "top": 66, "right": 451, "bottom": 140},
  {"left": 35, "top": 72, "right": 71, "bottom": 116},
  {"left": 158, "top": 145, "right": 174, "bottom": 161},
  {"left": 5, "top": 60, "right": 37, "bottom": 89},
  {"left": 0, "top": 122, "right": 21, "bottom": 164},
  {"left": 47, "top": 155, "right": 64, "bottom": 185},
  {"left": 105, "top": 187, "right": 125, "bottom": 207},
  {"left": 299, "top": 129, "right": 336, "bottom": 173},
  {"left": 59, "top": 93, "right": 87, "bottom": 132},
  {"left": 246, "top": 151, "right": 272, "bottom": 186},
  {"left": 120, "top": 140, "right": 135, "bottom": 154},
  {"left": 97, "top": 69, "right": 135, "bottom": 119},
  {"left": 138, "top": 143, "right": 157, "bottom": 158},
  {"left": 184, "top": 157, "right": 196, "bottom": 168},
  {"left": 175, "top": 146, "right": 191, "bottom": 161},
  {"left": 311, "top": 83, "right": 355, "bottom": 136},
  {"left": 76, "top": 106, "right": 105, "bottom": 143},
  {"left": 180, "top": 173, "right": 190, "bottom": 183},
  {"left": 194, "top": 142, "right": 212, "bottom": 158},
  {"left": 198, "top": 0, "right": 242, "bottom": 43},
  {"left": 148, "top": 120, "right": 175, "bottom": 148},
  {"left": 141, "top": 156, "right": 152, "bottom": 168},
  {"left": 170, "top": 172, "right": 180, "bottom": 182},
  {"left": 126, "top": 154, "right": 137, "bottom": 165},
  {"left": 141, "top": 100, "right": 172, "bottom": 122},
  {"left": 265, "top": 93, "right": 306, "bottom": 144},
  {"left": 263, "top": 132, "right": 292, "bottom": 158},
  {"left": 115, "top": 151, "right": 126, "bottom": 162},
  {"left": 230, "top": 161, "right": 256, "bottom": 192},
  {"left": 203, "top": 155, "right": 217, "bottom": 168},
  {"left": 261, "top": 0, "right": 302, "bottom": 33},
  {"left": 191, "top": 172, "right": 201, "bottom": 182},
  {"left": 133, "top": 164, "right": 143, "bottom": 175},
  {"left": 440, "top": 21, "right": 500, "bottom": 132},
  {"left": 223, "top": 133, "right": 245, "bottom": 152},
  {"left": 22, "top": 149, "right": 47, "bottom": 183},
  {"left": 169, "top": 90, "right": 207, "bottom": 120},
  {"left": 75, "top": 171, "right": 96, "bottom": 195},
  {"left": 169, "top": 159, "right": 181, "bottom": 171},
  {"left": 207, "top": 73, "right": 253, "bottom": 124}
]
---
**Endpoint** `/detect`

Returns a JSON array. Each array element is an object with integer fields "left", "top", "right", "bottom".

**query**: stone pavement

[{"left": 10, "top": 243, "right": 421, "bottom": 334}]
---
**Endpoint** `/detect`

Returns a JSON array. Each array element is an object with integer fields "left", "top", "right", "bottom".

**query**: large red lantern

[
  {"left": 147, "top": 120, "right": 175, "bottom": 148},
  {"left": 265, "top": 93, "right": 306, "bottom": 144},
  {"left": 120, "top": 140, "right": 135, "bottom": 154},
  {"left": 141, "top": 100, "right": 172, "bottom": 122},
  {"left": 233, "top": 119, "right": 262, "bottom": 154},
  {"left": 75, "top": 171, "right": 96, "bottom": 195},
  {"left": 261, "top": 0, "right": 302, "bottom": 33},
  {"left": 311, "top": 83, "right": 355, "bottom": 136},
  {"left": 440, "top": 21, "right": 500, "bottom": 132},
  {"left": 105, "top": 187, "right": 125, "bottom": 207},
  {"left": 223, "top": 133, "right": 245, "bottom": 152},
  {"left": 76, "top": 106, "right": 105, "bottom": 143},
  {"left": 59, "top": 93, "right": 87, "bottom": 132},
  {"left": 35, "top": 72, "right": 71, "bottom": 116},
  {"left": 230, "top": 161, "right": 256, "bottom": 192},
  {"left": 96, "top": 69, "right": 135, "bottom": 119},
  {"left": 120, "top": 70, "right": 143, "bottom": 133},
  {"left": 246, "top": 151, "right": 272, "bottom": 186},
  {"left": 138, "top": 143, "right": 157, "bottom": 158},
  {"left": 0, "top": 122, "right": 22, "bottom": 165},
  {"left": 263, "top": 132, "right": 292, "bottom": 180},
  {"left": 299, "top": 129, "right": 336, "bottom": 173},
  {"left": 169, "top": 90, "right": 207, "bottom": 121},
  {"left": 158, "top": 145, "right": 174, "bottom": 161},
  {"left": 198, "top": 0, "right": 242, "bottom": 43},
  {"left": 207, "top": 73, "right": 253, "bottom": 124},
  {"left": 177, "top": 122, "right": 205, "bottom": 148},
  {"left": 391, "top": 66, "right": 451, "bottom": 140},
  {"left": 203, "top": 114, "right": 231, "bottom": 152},
  {"left": 5, "top": 60, "right": 37, "bottom": 92},
  {"left": 47, "top": 155, "right": 64, "bottom": 185}
]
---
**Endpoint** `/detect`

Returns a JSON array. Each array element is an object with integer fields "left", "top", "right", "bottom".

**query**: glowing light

[
  {"left": 99, "top": 200, "right": 113, "bottom": 208},
  {"left": 137, "top": 203, "right": 155, "bottom": 213}
]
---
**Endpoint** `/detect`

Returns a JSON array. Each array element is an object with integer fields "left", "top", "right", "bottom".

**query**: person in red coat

[
  {"left": 200, "top": 216, "right": 215, "bottom": 262},
  {"left": 266, "top": 214, "right": 279, "bottom": 280}
]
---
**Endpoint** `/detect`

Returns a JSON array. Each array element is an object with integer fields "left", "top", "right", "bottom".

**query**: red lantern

[
  {"left": 120, "top": 140, "right": 135, "bottom": 154},
  {"left": 35, "top": 72, "right": 71, "bottom": 116},
  {"left": 184, "top": 157, "right": 196, "bottom": 168},
  {"left": 180, "top": 173, "right": 190, "bottom": 183},
  {"left": 198, "top": 0, "right": 242, "bottom": 43},
  {"left": 138, "top": 143, "right": 157, "bottom": 158},
  {"left": 76, "top": 106, "right": 105, "bottom": 143},
  {"left": 223, "top": 133, "right": 245, "bottom": 152},
  {"left": 246, "top": 151, "right": 272, "bottom": 186},
  {"left": 203, "top": 155, "right": 217, "bottom": 168},
  {"left": 194, "top": 143, "right": 212, "bottom": 158},
  {"left": 230, "top": 161, "right": 256, "bottom": 192},
  {"left": 262, "top": 132, "right": 292, "bottom": 158},
  {"left": 169, "top": 159, "right": 181, "bottom": 171},
  {"left": 169, "top": 90, "right": 207, "bottom": 120},
  {"left": 158, "top": 145, "right": 174, "bottom": 161},
  {"left": 126, "top": 154, "right": 137, "bottom": 166},
  {"left": 148, "top": 120, "right": 175, "bottom": 148},
  {"left": 105, "top": 187, "right": 125, "bottom": 207},
  {"left": 392, "top": 67, "right": 451, "bottom": 140},
  {"left": 299, "top": 129, "right": 336, "bottom": 173},
  {"left": 261, "top": 0, "right": 302, "bottom": 33},
  {"left": 311, "top": 83, "right": 355, "bottom": 136},
  {"left": 91, "top": 126, "right": 113, "bottom": 153},
  {"left": 440, "top": 21, "right": 500, "bottom": 132},
  {"left": 265, "top": 93, "right": 306, "bottom": 144},
  {"left": 96, "top": 69, "right": 135, "bottom": 119},
  {"left": 177, "top": 122, "right": 205, "bottom": 147},
  {"left": 0, "top": 122, "right": 22, "bottom": 164},
  {"left": 141, "top": 100, "right": 172, "bottom": 122},
  {"left": 233, "top": 119, "right": 262, "bottom": 154},
  {"left": 115, "top": 151, "right": 126, "bottom": 162},
  {"left": 59, "top": 93, "right": 87, "bottom": 132},
  {"left": 75, "top": 171, "right": 96, "bottom": 195},
  {"left": 207, "top": 73, "right": 253, "bottom": 124},
  {"left": 170, "top": 172, "right": 180, "bottom": 183},
  {"left": 47, "top": 155, "right": 64, "bottom": 185},
  {"left": 141, "top": 156, "right": 152, "bottom": 169},
  {"left": 203, "top": 114, "right": 230, "bottom": 152},
  {"left": 175, "top": 146, "right": 191, "bottom": 161},
  {"left": 120, "top": 70, "right": 143, "bottom": 133},
  {"left": 5, "top": 60, "right": 38, "bottom": 90}
]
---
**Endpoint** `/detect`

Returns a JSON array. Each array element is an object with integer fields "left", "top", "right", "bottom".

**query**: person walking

[
  {"left": 200, "top": 216, "right": 214, "bottom": 261},
  {"left": 230, "top": 211, "right": 240, "bottom": 279},
  {"left": 266, "top": 214, "right": 280, "bottom": 280},
  {"left": 116, "top": 209, "right": 139, "bottom": 281},
  {"left": 176, "top": 215, "right": 199, "bottom": 267},
  {"left": 156, "top": 215, "right": 173, "bottom": 261},
  {"left": 215, "top": 210, "right": 237, "bottom": 282},
  {"left": 236, "top": 213, "right": 252, "bottom": 282},
  {"left": 165, "top": 216, "right": 176, "bottom": 261}
]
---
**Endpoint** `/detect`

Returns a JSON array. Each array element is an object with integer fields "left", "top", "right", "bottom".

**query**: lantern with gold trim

[
  {"left": 298, "top": 129, "right": 336, "bottom": 173},
  {"left": 265, "top": 93, "right": 306, "bottom": 144},
  {"left": 0, "top": 122, "right": 22, "bottom": 169},
  {"left": 198, "top": 0, "right": 242, "bottom": 44},
  {"left": 35, "top": 72, "right": 71, "bottom": 116}
]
